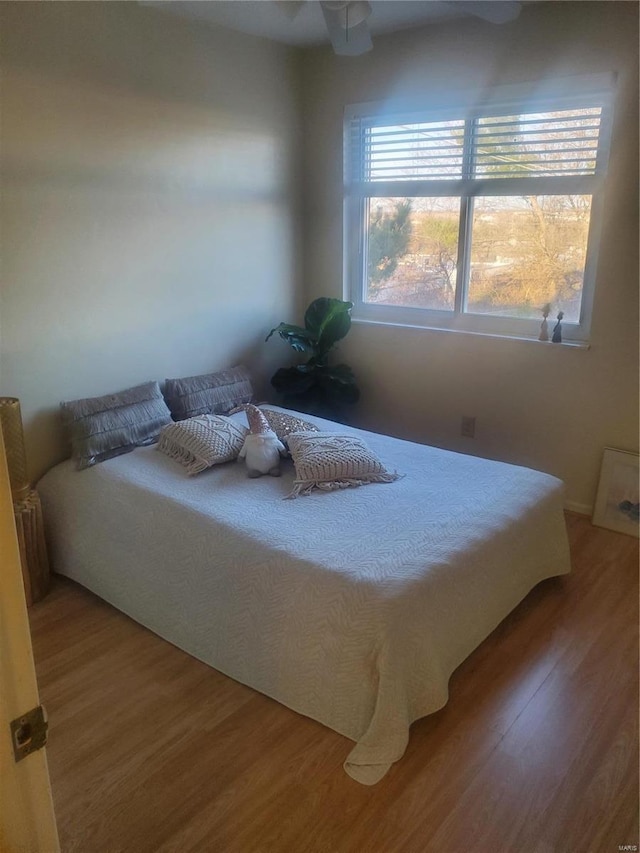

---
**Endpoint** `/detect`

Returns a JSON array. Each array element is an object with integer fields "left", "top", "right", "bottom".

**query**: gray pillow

[
  {"left": 163, "top": 365, "right": 253, "bottom": 421},
  {"left": 61, "top": 381, "right": 172, "bottom": 470}
]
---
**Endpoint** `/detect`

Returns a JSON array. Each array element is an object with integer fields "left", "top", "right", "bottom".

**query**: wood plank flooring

[{"left": 28, "top": 513, "right": 638, "bottom": 853}]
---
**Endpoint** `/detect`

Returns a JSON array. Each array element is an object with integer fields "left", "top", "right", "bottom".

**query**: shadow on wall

[{"left": 2, "top": 69, "right": 288, "bottom": 199}]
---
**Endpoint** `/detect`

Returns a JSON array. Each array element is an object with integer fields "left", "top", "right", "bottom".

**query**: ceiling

[{"left": 142, "top": 1, "right": 507, "bottom": 48}]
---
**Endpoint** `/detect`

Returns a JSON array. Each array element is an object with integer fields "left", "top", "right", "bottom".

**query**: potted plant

[{"left": 265, "top": 297, "right": 360, "bottom": 418}]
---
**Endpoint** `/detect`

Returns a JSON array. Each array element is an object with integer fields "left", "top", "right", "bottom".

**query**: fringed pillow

[
  {"left": 61, "top": 381, "right": 173, "bottom": 470},
  {"left": 163, "top": 365, "right": 253, "bottom": 421},
  {"left": 157, "top": 415, "right": 248, "bottom": 475},
  {"left": 286, "top": 432, "right": 400, "bottom": 499}
]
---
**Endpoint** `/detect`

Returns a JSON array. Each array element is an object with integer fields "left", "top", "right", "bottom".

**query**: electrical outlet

[{"left": 461, "top": 416, "right": 476, "bottom": 438}]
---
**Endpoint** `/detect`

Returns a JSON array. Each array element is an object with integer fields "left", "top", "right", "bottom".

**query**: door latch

[{"left": 10, "top": 705, "right": 48, "bottom": 763}]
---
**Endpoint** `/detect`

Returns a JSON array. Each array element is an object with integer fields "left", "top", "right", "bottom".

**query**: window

[{"left": 344, "top": 75, "right": 615, "bottom": 343}]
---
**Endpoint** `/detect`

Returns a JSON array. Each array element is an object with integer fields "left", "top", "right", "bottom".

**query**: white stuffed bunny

[{"left": 237, "top": 405, "right": 286, "bottom": 478}]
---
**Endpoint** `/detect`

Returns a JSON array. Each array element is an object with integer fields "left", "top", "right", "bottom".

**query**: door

[{"left": 0, "top": 427, "right": 59, "bottom": 852}]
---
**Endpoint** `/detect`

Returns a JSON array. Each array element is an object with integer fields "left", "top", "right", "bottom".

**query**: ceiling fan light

[
  {"left": 344, "top": 1, "right": 372, "bottom": 28},
  {"left": 322, "top": 0, "right": 372, "bottom": 29}
]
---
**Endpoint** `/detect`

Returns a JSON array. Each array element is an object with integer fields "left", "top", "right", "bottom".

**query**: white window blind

[
  {"left": 348, "top": 108, "right": 607, "bottom": 183},
  {"left": 474, "top": 110, "right": 603, "bottom": 178}
]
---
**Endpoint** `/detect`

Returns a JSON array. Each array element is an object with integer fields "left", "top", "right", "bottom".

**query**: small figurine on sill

[
  {"left": 236, "top": 404, "right": 286, "bottom": 478},
  {"left": 552, "top": 310, "right": 564, "bottom": 343},
  {"left": 539, "top": 303, "right": 551, "bottom": 341}
]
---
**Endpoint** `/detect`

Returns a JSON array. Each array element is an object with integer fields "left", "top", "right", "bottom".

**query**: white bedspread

[{"left": 38, "top": 410, "right": 571, "bottom": 784}]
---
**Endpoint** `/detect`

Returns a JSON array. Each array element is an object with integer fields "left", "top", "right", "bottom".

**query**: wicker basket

[
  {"left": 0, "top": 397, "right": 50, "bottom": 604},
  {"left": 0, "top": 397, "right": 31, "bottom": 501}
]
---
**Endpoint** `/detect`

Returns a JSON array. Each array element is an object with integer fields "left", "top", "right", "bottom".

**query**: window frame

[{"left": 343, "top": 75, "right": 616, "bottom": 343}]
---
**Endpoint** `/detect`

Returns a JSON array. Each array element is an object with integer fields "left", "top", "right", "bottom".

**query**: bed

[{"left": 38, "top": 406, "right": 571, "bottom": 784}]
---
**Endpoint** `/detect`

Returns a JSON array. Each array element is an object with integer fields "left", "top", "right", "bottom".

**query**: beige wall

[
  {"left": 0, "top": 2, "right": 302, "bottom": 481},
  {"left": 1, "top": 1, "right": 637, "bottom": 510},
  {"left": 301, "top": 1, "right": 639, "bottom": 512}
]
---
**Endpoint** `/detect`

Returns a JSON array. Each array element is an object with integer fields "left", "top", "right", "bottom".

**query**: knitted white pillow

[
  {"left": 157, "top": 415, "right": 248, "bottom": 475},
  {"left": 286, "top": 432, "right": 399, "bottom": 498}
]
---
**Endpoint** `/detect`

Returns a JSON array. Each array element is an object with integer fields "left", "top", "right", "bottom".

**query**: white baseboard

[{"left": 564, "top": 500, "right": 592, "bottom": 516}]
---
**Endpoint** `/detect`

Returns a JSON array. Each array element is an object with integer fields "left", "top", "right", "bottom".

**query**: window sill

[{"left": 351, "top": 317, "right": 591, "bottom": 349}]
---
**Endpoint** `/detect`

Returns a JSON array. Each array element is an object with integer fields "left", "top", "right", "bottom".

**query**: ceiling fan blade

[
  {"left": 321, "top": 3, "right": 373, "bottom": 56},
  {"left": 451, "top": 1, "right": 522, "bottom": 24},
  {"left": 274, "top": 0, "right": 306, "bottom": 22}
]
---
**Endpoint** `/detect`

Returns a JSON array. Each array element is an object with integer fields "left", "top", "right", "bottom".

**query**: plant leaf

[
  {"left": 265, "top": 323, "right": 316, "bottom": 353},
  {"left": 303, "top": 298, "right": 353, "bottom": 358}
]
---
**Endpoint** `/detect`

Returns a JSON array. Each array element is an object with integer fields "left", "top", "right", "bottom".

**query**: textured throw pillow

[
  {"left": 286, "top": 432, "right": 400, "bottom": 498},
  {"left": 258, "top": 407, "right": 320, "bottom": 446},
  {"left": 157, "top": 415, "right": 248, "bottom": 475},
  {"left": 163, "top": 365, "right": 253, "bottom": 421},
  {"left": 61, "top": 381, "right": 173, "bottom": 470}
]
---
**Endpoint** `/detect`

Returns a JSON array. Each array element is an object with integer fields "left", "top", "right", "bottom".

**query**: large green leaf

[
  {"left": 264, "top": 323, "right": 315, "bottom": 354},
  {"left": 303, "top": 298, "right": 353, "bottom": 358}
]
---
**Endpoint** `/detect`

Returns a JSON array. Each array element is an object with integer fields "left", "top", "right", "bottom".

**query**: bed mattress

[{"left": 38, "top": 410, "right": 571, "bottom": 784}]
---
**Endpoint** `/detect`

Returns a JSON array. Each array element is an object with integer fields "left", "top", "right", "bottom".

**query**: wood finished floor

[{"left": 29, "top": 513, "right": 638, "bottom": 853}]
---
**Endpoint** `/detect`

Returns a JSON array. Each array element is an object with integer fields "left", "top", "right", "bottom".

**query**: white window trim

[{"left": 343, "top": 74, "right": 616, "bottom": 344}]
